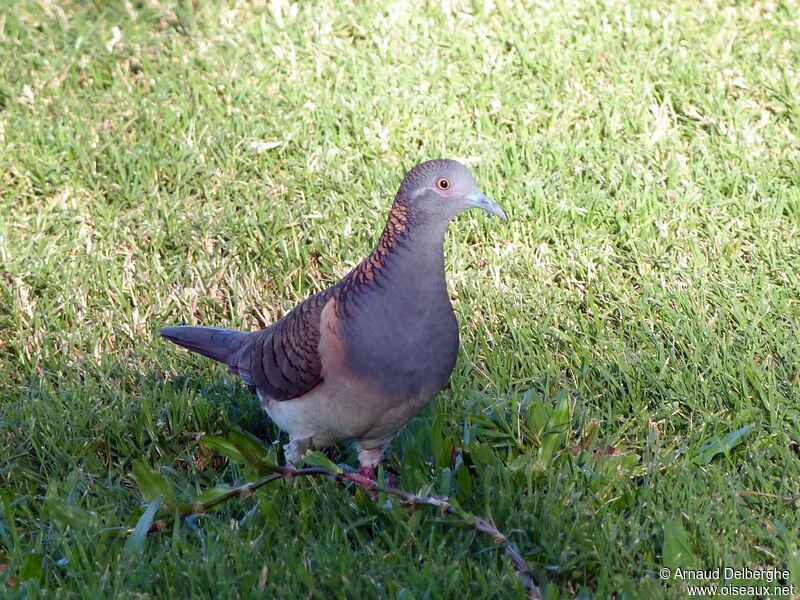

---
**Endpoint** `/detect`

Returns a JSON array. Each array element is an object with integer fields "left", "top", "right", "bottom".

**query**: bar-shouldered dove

[{"left": 160, "top": 159, "right": 506, "bottom": 485}]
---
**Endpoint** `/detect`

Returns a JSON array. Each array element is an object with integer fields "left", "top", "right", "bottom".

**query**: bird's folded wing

[{"left": 233, "top": 286, "right": 338, "bottom": 401}]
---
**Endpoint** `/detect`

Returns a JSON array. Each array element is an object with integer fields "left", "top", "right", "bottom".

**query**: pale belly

[{"left": 259, "top": 372, "right": 438, "bottom": 448}]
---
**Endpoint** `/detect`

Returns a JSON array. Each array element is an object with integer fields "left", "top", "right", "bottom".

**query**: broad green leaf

[
  {"left": 202, "top": 435, "right": 246, "bottom": 463},
  {"left": 506, "top": 453, "right": 533, "bottom": 473},
  {"left": 124, "top": 497, "right": 164, "bottom": 557},
  {"left": 525, "top": 402, "right": 551, "bottom": 436},
  {"left": 19, "top": 550, "right": 43, "bottom": 583},
  {"left": 229, "top": 428, "right": 280, "bottom": 471},
  {"left": 456, "top": 463, "right": 473, "bottom": 496},
  {"left": 595, "top": 453, "right": 641, "bottom": 479},
  {"left": 536, "top": 388, "right": 572, "bottom": 470},
  {"left": 662, "top": 518, "right": 697, "bottom": 570},
  {"left": 694, "top": 425, "right": 754, "bottom": 465},
  {"left": 302, "top": 450, "right": 343, "bottom": 474},
  {"left": 132, "top": 462, "right": 174, "bottom": 504},
  {"left": 192, "top": 486, "right": 234, "bottom": 506}
]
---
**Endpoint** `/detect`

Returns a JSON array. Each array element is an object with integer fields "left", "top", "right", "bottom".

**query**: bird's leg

[
  {"left": 357, "top": 464, "right": 376, "bottom": 481},
  {"left": 284, "top": 436, "right": 311, "bottom": 467},
  {"left": 350, "top": 443, "right": 389, "bottom": 499}
]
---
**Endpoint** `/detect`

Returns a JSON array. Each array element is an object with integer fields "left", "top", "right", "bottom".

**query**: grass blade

[{"left": 124, "top": 497, "right": 165, "bottom": 557}]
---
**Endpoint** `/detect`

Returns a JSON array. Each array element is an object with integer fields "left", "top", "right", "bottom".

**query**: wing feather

[{"left": 238, "top": 285, "right": 338, "bottom": 401}]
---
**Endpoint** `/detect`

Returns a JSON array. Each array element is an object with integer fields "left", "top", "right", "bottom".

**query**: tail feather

[{"left": 159, "top": 326, "right": 249, "bottom": 367}]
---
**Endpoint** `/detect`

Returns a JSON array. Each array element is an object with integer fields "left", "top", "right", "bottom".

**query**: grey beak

[{"left": 466, "top": 193, "right": 507, "bottom": 221}]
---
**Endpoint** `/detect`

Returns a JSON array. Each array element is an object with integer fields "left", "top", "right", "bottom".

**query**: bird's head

[{"left": 396, "top": 159, "right": 507, "bottom": 223}]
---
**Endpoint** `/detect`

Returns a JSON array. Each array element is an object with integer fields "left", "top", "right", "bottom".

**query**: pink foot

[
  {"left": 358, "top": 464, "right": 375, "bottom": 481},
  {"left": 349, "top": 465, "right": 377, "bottom": 500}
]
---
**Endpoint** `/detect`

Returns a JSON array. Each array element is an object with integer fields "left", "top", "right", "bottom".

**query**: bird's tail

[{"left": 159, "top": 326, "right": 249, "bottom": 366}]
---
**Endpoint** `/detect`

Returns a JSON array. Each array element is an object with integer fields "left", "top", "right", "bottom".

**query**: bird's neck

[{"left": 350, "top": 204, "right": 450, "bottom": 294}]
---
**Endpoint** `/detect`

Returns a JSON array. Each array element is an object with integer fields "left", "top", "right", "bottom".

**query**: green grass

[{"left": 1, "top": 0, "right": 799, "bottom": 597}]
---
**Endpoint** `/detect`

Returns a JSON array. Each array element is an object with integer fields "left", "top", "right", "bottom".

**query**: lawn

[{"left": 1, "top": 0, "right": 799, "bottom": 598}]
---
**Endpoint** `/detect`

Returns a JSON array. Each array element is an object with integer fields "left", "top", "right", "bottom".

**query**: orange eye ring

[{"left": 436, "top": 178, "right": 451, "bottom": 191}]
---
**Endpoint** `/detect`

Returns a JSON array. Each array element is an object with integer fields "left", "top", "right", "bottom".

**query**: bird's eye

[{"left": 436, "top": 178, "right": 451, "bottom": 190}]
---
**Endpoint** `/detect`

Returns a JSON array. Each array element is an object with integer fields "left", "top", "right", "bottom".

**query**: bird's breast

[{"left": 338, "top": 286, "right": 459, "bottom": 401}]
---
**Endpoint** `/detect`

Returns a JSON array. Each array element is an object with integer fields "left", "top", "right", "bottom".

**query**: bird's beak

[{"left": 466, "top": 193, "right": 507, "bottom": 221}]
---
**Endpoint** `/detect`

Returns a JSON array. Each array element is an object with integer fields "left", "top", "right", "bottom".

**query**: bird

[{"left": 159, "top": 159, "right": 506, "bottom": 489}]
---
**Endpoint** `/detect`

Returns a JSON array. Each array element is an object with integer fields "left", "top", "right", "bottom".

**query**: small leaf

[
  {"left": 124, "top": 497, "right": 164, "bottom": 557},
  {"left": 302, "top": 451, "right": 343, "bottom": 474},
  {"left": 202, "top": 435, "right": 246, "bottom": 463},
  {"left": 132, "top": 462, "right": 174, "bottom": 504},
  {"left": 18, "top": 550, "right": 42, "bottom": 583},
  {"left": 191, "top": 486, "right": 234, "bottom": 506},
  {"left": 694, "top": 425, "right": 754, "bottom": 465},
  {"left": 229, "top": 428, "right": 279, "bottom": 471},
  {"left": 97, "top": 526, "right": 130, "bottom": 539}
]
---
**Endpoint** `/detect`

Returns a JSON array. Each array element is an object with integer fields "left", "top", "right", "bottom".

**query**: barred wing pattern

[{"left": 234, "top": 285, "right": 339, "bottom": 401}]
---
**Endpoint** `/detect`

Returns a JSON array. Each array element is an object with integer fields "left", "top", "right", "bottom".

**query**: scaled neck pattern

[{"left": 338, "top": 202, "right": 451, "bottom": 314}]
